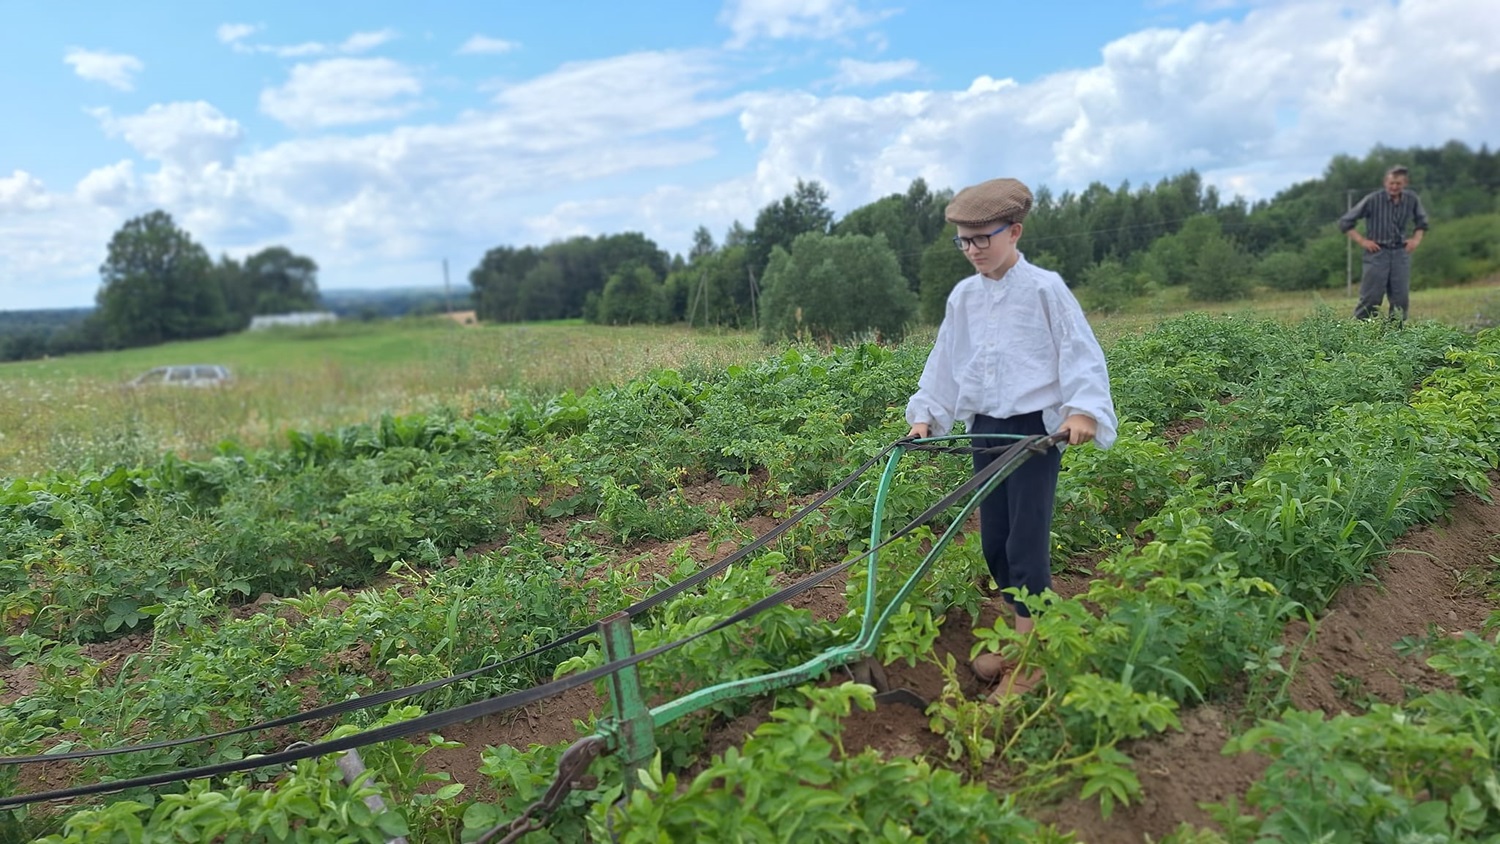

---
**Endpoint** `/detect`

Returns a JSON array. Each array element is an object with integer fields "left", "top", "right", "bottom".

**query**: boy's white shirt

[{"left": 905, "top": 252, "right": 1118, "bottom": 448}]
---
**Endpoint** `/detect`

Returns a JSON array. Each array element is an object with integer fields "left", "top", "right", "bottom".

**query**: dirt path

[{"left": 1046, "top": 479, "right": 1500, "bottom": 842}]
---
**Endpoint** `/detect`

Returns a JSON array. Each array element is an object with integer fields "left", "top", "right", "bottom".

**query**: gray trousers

[{"left": 1354, "top": 247, "right": 1410, "bottom": 321}]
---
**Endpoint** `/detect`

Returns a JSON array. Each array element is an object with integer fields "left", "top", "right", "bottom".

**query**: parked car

[{"left": 129, "top": 365, "right": 233, "bottom": 387}]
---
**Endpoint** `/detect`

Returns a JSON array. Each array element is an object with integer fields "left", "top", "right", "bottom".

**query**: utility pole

[
  {"left": 442, "top": 258, "right": 453, "bottom": 316},
  {"left": 746, "top": 266, "right": 759, "bottom": 331}
]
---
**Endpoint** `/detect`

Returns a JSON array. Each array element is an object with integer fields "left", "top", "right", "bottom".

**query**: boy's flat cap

[{"left": 945, "top": 178, "right": 1034, "bottom": 227}]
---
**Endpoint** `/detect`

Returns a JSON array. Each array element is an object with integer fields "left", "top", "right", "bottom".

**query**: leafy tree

[
  {"left": 243, "top": 247, "right": 320, "bottom": 315},
  {"left": 724, "top": 220, "right": 750, "bottom": 249},
  {"left": 598, "top": 265, "right": 667, "bottom": 325},
  {"left": 917, "top": 224, "right": 974, "bottom": 325},
  {"left": 747, "top": 180, "right": 834, "bottom": 274},
  {"left": 468, "top": 234, "right": 667, "bottom": 322},
  {"left": 1187, "top": 235, "right": 1250, "bottom": 301},
  {"left": 685, "top": 245, "right": 754, "bottom": 329},
  {"left": 96, "top": 210, "right": 228, "bottom": 348},
  {"left": 1257, "top": 250, "right": 1323, "bottom": 291},
  {"left": 759, "top": 232, "right": 915, "bottom": 345},
  {"left": 836, "top": 178, "right": 953, "bottom": 294},
  {"left": 1080, "top": 259, "right": 1145, "bottom": 313},
  {"left": 689, "top": 226, "right": 717, "bottom": 261}
]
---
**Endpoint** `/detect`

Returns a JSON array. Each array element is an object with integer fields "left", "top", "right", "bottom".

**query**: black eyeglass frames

[{"left": 952, "top": 223, "right": 1012, "bottom": 251}]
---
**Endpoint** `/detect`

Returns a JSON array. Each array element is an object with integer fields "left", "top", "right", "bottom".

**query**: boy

[{"left": 904, "top": 177, "right": 1117, "bottom": 702}]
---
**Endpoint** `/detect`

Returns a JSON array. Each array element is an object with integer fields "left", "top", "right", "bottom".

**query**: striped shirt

[{"left": 1338, "top": 189, "right": 1429, "bottom": 248}]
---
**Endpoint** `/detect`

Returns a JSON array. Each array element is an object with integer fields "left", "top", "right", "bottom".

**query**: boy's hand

[
  {"left": 906, "top": 423, "right": 930, "bottom": 440},
  {"left": 1060, "top": 414, "right": 1096, "bottom": 446}
]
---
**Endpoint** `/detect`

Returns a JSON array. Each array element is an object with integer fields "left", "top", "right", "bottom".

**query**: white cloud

[
  {"left": 720, "top": 0, "right": 895, "bottom": 47},
  {"left": 458, "top": 35, "right": 520, "bottom": 55},
  {"left": 63, "top": 48, "right": 143, "bottom": 91},
  {"left": 338, "top": 29, "right": 398, "bottom": 54},
  {"left": 260, "top": 58, "right": 423, "bottom": 129},
  {"left": 217, "top": 23, "right": 260, "bottom": 45},
  {"left": 224, "top": 27, "right": 398, "bottom": 58},
  {"left": 92, "top": 102, "right": 244, "bottom": 170},
  {"left": 831, "top": 58, "right": 918, "bottom": 89},
  {"left": 486, "top": 51, "right": 739, "bottom": 145},
  {"left": 75, "top": 161, "right": 138, "bottom": 207},
  {"left": 0, "top": 170, "right": 52, "bottom": 213},
  {"left": 8, "top": 0, "right": 1499, "bottom": 310},
  {"left": 730, "top": 0, "right": 1500, "bottom": 210}
]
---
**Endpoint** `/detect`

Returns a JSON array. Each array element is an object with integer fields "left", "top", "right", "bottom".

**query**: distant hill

[
  {"left": 318, "top": 286, "right": 476, "bottom": 319},
  {"left": 0, "top": 307, "right": 93, "bottom": 333}
]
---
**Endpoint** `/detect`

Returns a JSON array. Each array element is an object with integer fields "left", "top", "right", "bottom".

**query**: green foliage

[
  {"left": 1186, "top": 227, "right": 1251, "bottom": 302},
  {"left": 917, "top": 223, "right": 975, "bottom": 324},
  {"left": 95, "top": 210, "right": 229, "bottom": 349},
  {"left": 1079, "top": 258, "right": 1147, "bottom": 314},
  {"left": 8, "top": 314, "right": 1500, "bottom": 844},
  {"left": 759, "top": 232, "right": 917, "bottom": 345},
  {"left": 1256, "top": 249, "right": 1324, "bottom": 291},
  {"left": 470, "top": 233, "right": 670, "bottom": 323},
  {"left": 596, "top": 264, "right": 668, "bottom": 325},
  {"left": 607, "top": 683, "right": 1046, "bottom": 842},
  {"left": 746, "top": 179, "right": 835, "bottom": 274},
  {"left": 835, "top": 179, "right": 951, "bottom": 294},
  {"left": 218, "top": 246, "right": 322, "bottom": 329},
  {"left": 1413, "top": 213, "right": 1500, "bottom": 288}
]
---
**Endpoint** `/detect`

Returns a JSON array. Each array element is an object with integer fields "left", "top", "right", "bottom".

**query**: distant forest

[
  {"left": 469, "top": 140, "right": 1500, "bottom": 337},
  {"left": 5, "top": 141, "right": 1496, "bottom": 361},
  {"left": 0, "top": 286, "right": 471, "bottom": 363}
]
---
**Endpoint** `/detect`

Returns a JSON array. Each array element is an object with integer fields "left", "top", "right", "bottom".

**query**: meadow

[
  {"left": 4, "top": 278, "right": 1497, "bottom": 481},
  {"left": 3, "top": 277, "right": 1500, "bottom": 841}
]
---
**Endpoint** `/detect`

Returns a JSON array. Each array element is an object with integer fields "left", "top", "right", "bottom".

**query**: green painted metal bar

[
  {"left": 857, "top": 443, "right": 908, "bottom": 643},
  {"left": 598, "top": 611, "right": 656, "bottom": 793},
  {"left": 644, "top": 437, "right": 1040, "bottom": 729}
]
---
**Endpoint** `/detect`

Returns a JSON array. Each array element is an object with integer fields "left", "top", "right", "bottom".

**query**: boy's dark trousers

[{"left": 970, "top": 411, "right": 1062, "bottom": 619}]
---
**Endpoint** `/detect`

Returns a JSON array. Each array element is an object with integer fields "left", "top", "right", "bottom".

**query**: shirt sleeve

[
  {"left": 1047, "top": 284, "right": 1119, "bottom": 450},
  {"left": 1337, "top": 193, "right": 1370, "bottom": 233},
  {"left": 1413, "top": 193, "right": 1430, "bottom": 232},
  {"left": 905, "top": 298, "right": 960, "bottom": 437}
]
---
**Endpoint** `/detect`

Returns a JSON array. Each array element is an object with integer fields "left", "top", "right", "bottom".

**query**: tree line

[
  {"left": 2, "top": 211, "right": 321, "bottom": 362},
  {"left": 471, "top": 139, "right": 1500, "bottom": 343},
  {"left": 5, "top": 140, "right": 1495, "bottom": 363}
]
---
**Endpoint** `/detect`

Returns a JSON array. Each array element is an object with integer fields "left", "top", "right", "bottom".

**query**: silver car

[{"left": 129, "top": 365, "right": 234, "bottom": 387}]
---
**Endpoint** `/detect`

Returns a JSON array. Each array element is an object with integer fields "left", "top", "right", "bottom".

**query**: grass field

[{"left": 3, "top": 277, "right": 1497, "bottom": 478}]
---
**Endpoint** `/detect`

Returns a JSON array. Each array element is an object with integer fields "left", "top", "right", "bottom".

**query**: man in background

[{"left": 1338, "top": 165, "right": 1429, "bottom": 322}]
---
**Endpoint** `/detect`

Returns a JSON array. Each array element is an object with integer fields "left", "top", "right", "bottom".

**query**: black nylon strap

[
  {"left": 0, "top": 435, "right": 1041, "bottom": 808},
  {"left": 0, "top": 442, "right": 902, "bottom": 767}
]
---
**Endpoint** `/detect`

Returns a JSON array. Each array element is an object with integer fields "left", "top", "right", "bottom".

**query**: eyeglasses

[{"left": 952, "top": 224, "right": 1012, "bottom": 251}]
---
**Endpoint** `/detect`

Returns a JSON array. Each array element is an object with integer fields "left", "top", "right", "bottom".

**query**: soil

[
  {"left": 1040, "top": 476, "right": 1500, "bottom": 842},
  {"left": 7, "top": 470, "right": 1498, "bottom": 844}
]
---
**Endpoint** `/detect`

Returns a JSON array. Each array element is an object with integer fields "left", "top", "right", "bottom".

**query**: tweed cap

[{"left": 945, "top": 178, "right": 1034, "bottom": 227}]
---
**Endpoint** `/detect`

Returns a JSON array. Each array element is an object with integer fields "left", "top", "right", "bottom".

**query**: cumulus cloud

[
  {"left": 719, "top": 0, "right": 896, "bottom": 47},
  {"left": 831, "top": 58, "right": 918, "bottom": 89},
  {"left": 458, "top": 35, "right": 520, "bottom": 55},
  {"left": 92, "top": 102, "right": 244, "bottom": 170},
  {"left": 260, "top": 58, "right": 423, "bottom": 129},
  {"left": 734, "top": 0, "right": 1500, "bottom": 209},
  {"left": 63, "top": 48, "right": 143, "bottom": 91},
  {"left": 75, "top": 161, "right": 137, "bottom": 206},
  {"left": 9, "top": 0, "right": 1499, "bottom": 309},
  {"left": 0, "top": 170, "right": 52, "bottom": 213}
]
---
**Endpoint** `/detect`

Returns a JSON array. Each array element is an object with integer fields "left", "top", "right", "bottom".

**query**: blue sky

[{"left": 1, "top": 0, "right": 1496, "bottom": 311}]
